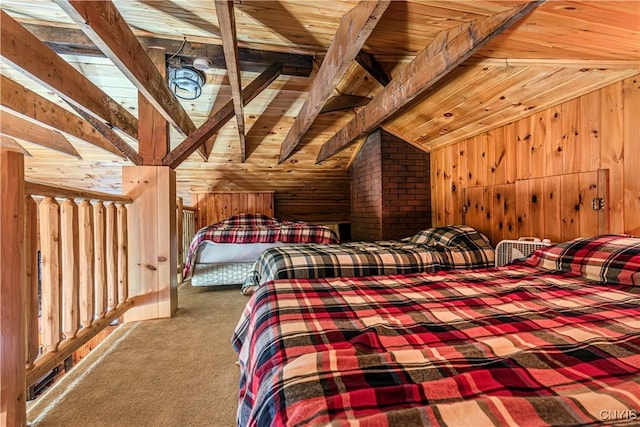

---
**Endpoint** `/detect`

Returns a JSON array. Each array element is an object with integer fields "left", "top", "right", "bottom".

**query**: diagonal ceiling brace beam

[
  {"left": 163, "top": 62, "right": 283, "bottom": 169},
  {"left": 66, "top": 103, "right": 143, "bottom": 165},
  {"left": 55, "top": 0, "right": 208, "bottom": 160},
  {"left": 277, "top": 0, "right": 391, "bottom": 164},
  {"left": 0, "top": 10, "right": 138, "bottom": 140},
  {"left": 1, "top": 110, "right": 81, "bottom": 159},
  {"left": 0, "top": 75, "right": 125, "bottom": 158},
  {"left": 317, "top": 1, "right": 543, "bottom": 163}
]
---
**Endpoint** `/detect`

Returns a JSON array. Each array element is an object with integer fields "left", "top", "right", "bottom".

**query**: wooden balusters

[
  {"left": 94, "top": 201, "right": 108, "bottom": 319},
  {"left": 177, "top": 197, "right": 184, "bottom": 282},
  {"left": 79, "top": 200, "right": 95, "bottom": 328},
  {"left": 61, "top": 198, "right": 80, "bottom": 341},
  {"left": 22, "top": 182, "right": 134, "bottom": 397},
  {"left": 105, "top": 203, "right": 118, "bottom": 312},
  {"left": 39, "top": 197, "right": 62, "bottom": 352},
  {"left": 116, "top": 203, "right": 128, "bottom": 307},
  {"left": 24, "top": 196, "right": 39, "bottom": 368},
  {"left": 176, "top": 203, "right": 197, "bottom": 284}
]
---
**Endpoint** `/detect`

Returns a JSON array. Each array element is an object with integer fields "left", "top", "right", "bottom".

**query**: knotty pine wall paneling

[
  {"left": 432, "top": 74, "right": 639, "bottom": 246},
  {"left": 192, "top": 192, "right": 274, "bottom": 230}
]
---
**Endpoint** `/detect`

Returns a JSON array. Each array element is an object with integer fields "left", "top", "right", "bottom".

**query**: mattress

[
  {"left": 194, "top": 242, "right": 284, "bottom": 264},
  {"left": 190, "top": 242, "right": 286, "bottom": 286},
  {"left": 191, "top": 262, "right": 255, "bottom": 286}
]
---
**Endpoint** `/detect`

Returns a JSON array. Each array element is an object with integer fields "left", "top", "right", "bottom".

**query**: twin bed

[
  {"left": 242, "top": 225, "right": 495, "bottom": 294},
  {"left": 184, "top": 215, "right": 496, "bottom": 293},
  {"left": 232, "top": 234, "right": 640, "bottom": 426},
  {"left": 183, "top": 213, "right": 339, "bottom": 286}
]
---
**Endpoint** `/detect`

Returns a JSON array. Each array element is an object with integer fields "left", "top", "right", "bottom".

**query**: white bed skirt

[{"left": 191, "top": 262, "right": 255, "bottom": 286}]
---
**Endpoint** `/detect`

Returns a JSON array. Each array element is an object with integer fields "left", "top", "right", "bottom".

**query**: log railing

[
  {"left": 176, "top": 197, "right": 197, "bottom": 282},
  {"left": 23, "top": 181, "right": 134, "bottom": 388}
]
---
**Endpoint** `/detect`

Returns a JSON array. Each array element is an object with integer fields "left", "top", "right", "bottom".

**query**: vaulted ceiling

[{"left": 1, "top": 1, "right": 638, "bottom": 209}]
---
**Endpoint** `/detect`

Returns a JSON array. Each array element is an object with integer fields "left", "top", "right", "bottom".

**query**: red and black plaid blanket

[
  {"left": 232, "top": 235, "right": 640, "bottom": 426},
  {"left": 183, "top": 214, "right": 338, "bottom": 278},
  {"left": 242, "top": 225, "right": 495, "bottom": 294}
]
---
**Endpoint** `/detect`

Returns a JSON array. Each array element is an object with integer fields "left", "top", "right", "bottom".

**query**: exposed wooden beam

[
  {"left": 317, "top": 1, "right": 543, "bottom": 163},
  {"left": 355, "top": 50, "right": 390, "bottom": 87},
  {"left": 54, "top": 1, "right": 197, "bottom": 142},
  {"left": 320, "top": 95, "right": 373, "bottom": 114},
  {"left": 0, "top": 75, "right": 124, "bottom": 158},
  {"left": 0, "top": 136, "right": 31, "bottom": 157},
  {"left": 464, "top": 57, "right": 640, "bottom": 69},
  {"left": 1, "top": 111, "right": 81, "bottom": 158},
  {"left": 0, "top": 10, "right": 138, "bottom": 140},
  {"left": 203, "top": 133, "right": 220, "bottom": 160},
  {"left": 65, "top": 104, "right": 143, "bottom": 166},
  {"left": 164, "top": 62, "right": 282, "bottom": 169},
  {"left": 138, "top": 47, "right": 170, "bottom": 166},
  {"left": 22, "top": 22, "right": 314, "bottom": 77},
  {"left": 215, "top": 0, "right": 247, "bottom": 162},
  {"left": 277, "top": 0, "right": 390, "bottom": 164}
]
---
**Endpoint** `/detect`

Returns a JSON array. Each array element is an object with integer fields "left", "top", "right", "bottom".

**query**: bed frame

[{"left": 188, "top": 191, "right": 275, "bottom": 286}]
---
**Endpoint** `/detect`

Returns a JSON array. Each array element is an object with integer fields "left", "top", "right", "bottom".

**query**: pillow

[
  {"left": 524, "top": 235, "right": 640, "bottom": 285},
  {"left": 217, "top": 213, "right": 279, "bottom": 227},
  {"left": 405, "top": 225, "right": 493, "bottom": 250}
]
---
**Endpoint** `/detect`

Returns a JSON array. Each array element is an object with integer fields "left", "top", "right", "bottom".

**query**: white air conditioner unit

[{"left": 495, "top": 238, "right": 552, "bottom": 267}]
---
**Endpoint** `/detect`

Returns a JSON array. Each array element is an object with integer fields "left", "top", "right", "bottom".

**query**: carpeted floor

[{"left": 27, "top": 283, "right": 249, "bottom": 427}]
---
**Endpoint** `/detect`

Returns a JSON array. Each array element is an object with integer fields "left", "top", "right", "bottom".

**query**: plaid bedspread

[
  {"left": 242, "top": 239, "right": 495, "bottom": 294},
  {"left": 183, "top": 215, "right": 338, "bottom": 278},
  {"left": 233, "top": 265, "right": 640, "bottom": 426}
]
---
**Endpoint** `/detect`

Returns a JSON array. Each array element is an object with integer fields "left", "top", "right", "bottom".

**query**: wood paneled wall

[
  {"left": 192, "top": 191, "right": 274, "bottom": 230},
  {"left": 430, "top": 74, "right": 640, "bottom": 246},
  {"left": 188, "top": 168, "right": 351, "bottom": 225}
]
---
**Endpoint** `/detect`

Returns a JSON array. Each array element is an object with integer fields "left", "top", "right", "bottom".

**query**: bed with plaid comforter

[
  {"left": 242, "top": 225, "right": 495, "bottom": 294},
  {"left": 183, "top": 213, "right": 338, "bottom": 279},
  {"left": 232, "top": 234, "right": 640, "bottom": 426}
]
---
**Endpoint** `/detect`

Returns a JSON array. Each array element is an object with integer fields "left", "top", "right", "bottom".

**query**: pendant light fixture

[{"left": 168, "top": 65, "right": 206, "bottom": 100}]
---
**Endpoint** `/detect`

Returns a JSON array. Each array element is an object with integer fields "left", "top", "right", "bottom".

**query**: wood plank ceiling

[{"left": 0, "top": 0, "right": 638, "bottom": 220}]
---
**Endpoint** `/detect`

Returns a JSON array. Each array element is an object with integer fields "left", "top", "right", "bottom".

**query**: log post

[
  {"left": 123, "top": 166, "right": 177, "bottom": 321},
  {"left": 0, "top": 149, "right": 26, "bottom": 426},
  {"left": 123, "top": 44, "right": 177, "bottom": 321},
  {"left": 24, "top": 196, "right": 39, "bottom": 369}
]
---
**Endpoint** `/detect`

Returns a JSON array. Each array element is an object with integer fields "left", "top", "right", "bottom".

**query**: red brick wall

[
  {"left": 350, "top": 129, "right": 431, "bottom": 241},
  {"left": 380, "top": 131, "right": 431, "bottom": 240},
  {"left": 350, "top": 131, "right": 382, "bottom": 240}
]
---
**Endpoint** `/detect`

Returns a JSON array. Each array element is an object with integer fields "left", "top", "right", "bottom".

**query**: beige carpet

[{"left": 27, "top": 283, "right": 249, "bottom": 427}]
